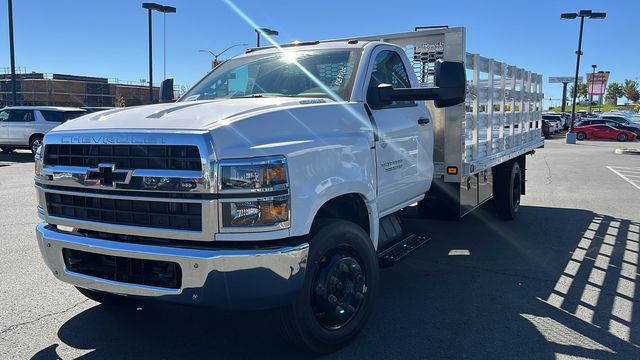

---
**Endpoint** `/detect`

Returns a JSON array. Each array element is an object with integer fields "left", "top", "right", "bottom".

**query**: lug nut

[{"left": 328, "top": 294, "right": 337, "bottom": 303}]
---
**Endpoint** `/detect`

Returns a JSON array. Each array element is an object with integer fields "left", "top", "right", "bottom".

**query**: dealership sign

[
  {"left": 587, "top": 72, "right": 610, "bottom": 96},
  {"left": 549, "top": 76, "right": 583, "bottom": 83}
]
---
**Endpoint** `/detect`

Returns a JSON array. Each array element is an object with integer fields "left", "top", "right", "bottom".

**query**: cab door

[{"left": 364, "top": 47, "right": 433, "bottom": 214}]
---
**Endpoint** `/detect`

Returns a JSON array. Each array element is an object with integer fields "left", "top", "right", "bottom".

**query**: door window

[
  {"left": 40, "top": 110, "right": 85, "bottom": 122},
  {"left": 7, "top": 110, "right": 34, "bottom": 122},
  {"left": 367, "top": 51, "right": 414, "bottom": 108}
]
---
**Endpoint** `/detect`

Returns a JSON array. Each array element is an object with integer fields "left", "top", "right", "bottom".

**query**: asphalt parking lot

[{"left": 0, "top": 138, "right": 639, "bottom": 360}]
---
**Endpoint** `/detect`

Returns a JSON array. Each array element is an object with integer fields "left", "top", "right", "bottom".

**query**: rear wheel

[
  {"left": 576, "top": 132, "right": 586, "bottom": 141},
  {"left": 617, "top": 133, "right": 628, "bottom": 142},
  {"left": 280, "top": 220, "right": 378, "bottom": 353},
  {"left": 493, "top": 160, "right": 521, "bottom": 220},
  {"left": 30, "top": 135, "right": 43, "bottom": 155}
]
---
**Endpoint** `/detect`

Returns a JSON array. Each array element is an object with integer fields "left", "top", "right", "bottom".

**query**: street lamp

[
  {"left": 589, "top": 64, "right": 597, "bottom": 113},
  {"left": 255, "top": 27, "right": 278, "bottom": 47},
  {"left": 7, "top": 0, "right": 17, "bottom": 106},
  {"left": 561, "top": 9, "right": 606, "bottom": 144},
  {"left": 199, "top": 43, "right": 248, "bottom": 68},
  {"left": 142, "top": 3, "right": 176, "bottom": 104}
]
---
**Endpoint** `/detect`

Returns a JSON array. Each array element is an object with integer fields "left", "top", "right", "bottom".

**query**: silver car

[{"left": 0, "top": 106, "right": 86, "bottom": 154}]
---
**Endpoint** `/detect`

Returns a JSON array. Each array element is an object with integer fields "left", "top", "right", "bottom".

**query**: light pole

[
  {"left": 255, "top": 28, "right": 278, "bottom": 47},
  {"left": 589, "top": 64, "right": 596, "bottom": 113},
  {"left": 199, "top": 43, "right": 248, "bottom": 69},
  {"left": 561, "top": 9, "right": 606, "bottom": 144},
  {"left": 142, "top": 3, "right": 176, "bottom": 104},
  {"left": 7, "top": 0, "right": 17, "bottom": 106}
]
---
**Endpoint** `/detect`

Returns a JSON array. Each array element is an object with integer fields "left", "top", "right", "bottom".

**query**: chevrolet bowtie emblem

[{"left": 85, "top": 164, "right": 132, "bottom": 187}]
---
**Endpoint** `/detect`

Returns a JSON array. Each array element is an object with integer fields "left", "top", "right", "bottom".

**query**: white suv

[{"left": 0, "top": 106, "right": 86, "bottom": 154}]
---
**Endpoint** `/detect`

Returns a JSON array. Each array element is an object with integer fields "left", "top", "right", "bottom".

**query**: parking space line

[{"left": 607, "top": 166, "right": 640, "bottom": 190}]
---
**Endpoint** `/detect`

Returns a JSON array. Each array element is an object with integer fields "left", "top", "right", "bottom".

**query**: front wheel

[
  {"left": 280, "top": 220, "right": 378, "bottom": 353},
  {"left": 617, "top": 133, "right": 628, "bottom": 142},
  {"left": 30, "top": 135, "right": 43, "bottom": 155}
]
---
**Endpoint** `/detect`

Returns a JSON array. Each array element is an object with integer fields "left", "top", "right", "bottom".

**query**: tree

[
  {"left": 570, "top": 82, "right": 589, "bottom": 101},
  {"left": 115, "top": 95, "right": 126, "bottom": 107},
  {"left": 623, "top": 79, "right": 639, "bottom": 104},
  {"left": 605, "top": 82, "right": 624, "bottom": 105}
]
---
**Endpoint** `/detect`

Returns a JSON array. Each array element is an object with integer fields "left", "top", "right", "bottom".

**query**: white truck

[{"left": 34, "top": 27, "right": 543, "bottom": 352}]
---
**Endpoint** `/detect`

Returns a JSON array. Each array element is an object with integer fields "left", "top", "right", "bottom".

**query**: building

[{"left": 0, "top": 71, "right": 160, "bottom": 108}]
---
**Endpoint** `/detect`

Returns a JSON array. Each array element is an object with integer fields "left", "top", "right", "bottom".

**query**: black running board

[{"left": 378, "top": 234, "right": 430, "bottom": 268}]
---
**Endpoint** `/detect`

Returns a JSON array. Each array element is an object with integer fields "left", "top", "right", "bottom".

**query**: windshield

[{"left": 181, "top": 49, "right": 361, "bottom": 102}]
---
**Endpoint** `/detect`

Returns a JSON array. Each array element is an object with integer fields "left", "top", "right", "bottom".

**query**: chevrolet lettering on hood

[{"left": 60, "top": 134, "right": 166, "bottom": 144}]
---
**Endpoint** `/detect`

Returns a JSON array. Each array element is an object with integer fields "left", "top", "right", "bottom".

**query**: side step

[{"left": 378, "top": 233, "right": 431, "bottom": 268}]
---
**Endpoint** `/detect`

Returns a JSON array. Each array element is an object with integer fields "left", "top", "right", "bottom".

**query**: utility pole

[{"left": 8, "top": 0, "right": 17, "bottom": 105}]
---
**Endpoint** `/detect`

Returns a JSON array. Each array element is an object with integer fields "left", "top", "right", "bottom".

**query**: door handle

[{"left": 417, "top": 118, "right": 430, "bottom": 125}]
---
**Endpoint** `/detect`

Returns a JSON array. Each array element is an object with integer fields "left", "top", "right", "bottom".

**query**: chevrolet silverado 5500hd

[{"left": 34, "top": 27, "right": 543, "bottom": 352}]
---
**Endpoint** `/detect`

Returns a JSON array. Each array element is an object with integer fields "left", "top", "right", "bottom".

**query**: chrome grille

[{"left": 44, "top": 144, "right": 202, "bottom": 171}]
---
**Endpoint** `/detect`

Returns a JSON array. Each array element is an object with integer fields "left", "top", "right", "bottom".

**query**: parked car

[
  {"left": 572, "top": 124, "right": 636, "bottom": 142},
  {"left": 542, "top": 120, "right": 552, "bottom": 138},
  {"left": 542, "top": 114, "right": 565, "bottom": 129},
  {"left": 0, "top": 106, "right": 86, "bottom": 154},
  {"left": 542, "top": 116, "right": 561, "bottom": 133},
  {"left": 575, "top": 119, "right": 640, "bottom": 137},
  {"left": 577, "top": 100, "right": 597, "bottom": 106},
  {"left": 599, "top": 114, "right": 640, "bottom": 129}
]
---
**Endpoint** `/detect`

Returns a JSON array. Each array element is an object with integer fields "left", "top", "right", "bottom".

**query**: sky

[{"left": 0, "top": 0, "right": 637, "bottom": 107}]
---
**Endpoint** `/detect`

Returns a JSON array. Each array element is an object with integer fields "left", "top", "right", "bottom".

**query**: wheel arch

[
  {"left": 29, "top": 133, "right": 45, "bottom": 144},
  {"left": 309, "top": 193, "right": 379, "bottom": 249}
]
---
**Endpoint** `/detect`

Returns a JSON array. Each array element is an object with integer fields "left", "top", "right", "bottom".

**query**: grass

[{"left": 547, "top": 104, "right": 628, "bottom": 113}]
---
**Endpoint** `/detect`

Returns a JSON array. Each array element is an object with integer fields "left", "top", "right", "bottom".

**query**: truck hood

[{"left": 52, "top": 97, "right": 333, "bottom": 132}]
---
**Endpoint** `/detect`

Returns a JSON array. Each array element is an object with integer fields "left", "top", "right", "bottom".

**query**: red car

[{"left": 573, "top": 124, "right": 636, "bottom": 142}]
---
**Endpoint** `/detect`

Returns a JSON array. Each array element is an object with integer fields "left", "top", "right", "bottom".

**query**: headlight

[
  {"left": 221, "top": 195, "right": 289, "bottom": 228},
  {"left": 34, "top": 145, "right": 44, "bottom": 176},
  {"left": 219, "top": 156, "right": 287, "bottom": 192},
  {"left": 218, "top": 156, "right": 290, "bottom": 232}
]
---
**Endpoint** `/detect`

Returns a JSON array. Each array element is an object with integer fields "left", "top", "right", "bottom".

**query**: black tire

[
  {"left": 617, "top": 133, "right": 628, "bottom": 142},
  {"left": 29, "top": 135, "right": 44, "bottom": 155},
  {"left": 576, "top": 132, "right": 586, "bottom": 141},
  {"left": 76, "top": 287, "right": 138, "bottom": 307},
  {"left": 0, "top": 147, "right": 15, "bottom": 153},
  {"left": 280, "top": 219, "right": 379, "bottom": 353},
  {"left": 493, "top": 160, "right": 521, "bottom": 220}
]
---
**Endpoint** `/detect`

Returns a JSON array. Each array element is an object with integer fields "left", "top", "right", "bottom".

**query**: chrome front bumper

[{"left": 36, "top": 223, "right": 308, "bottom": 309}]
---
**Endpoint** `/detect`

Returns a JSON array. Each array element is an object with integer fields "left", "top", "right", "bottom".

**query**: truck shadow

[
  {"left": 0, "top": 150, "right": 35, "bottom": 165},
  {"left": 34, "top": 205, "right": 640, "bottom": 359}
]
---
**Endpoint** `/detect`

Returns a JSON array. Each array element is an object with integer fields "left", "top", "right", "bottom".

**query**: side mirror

[
  {"left": 375, "top": 60, "right": 466, "bottom": 109},
  {"left": 433, "top": 60, "right": 466, "bottom": 108},
  {"left": 160, "top": 78, "right": 175, "bottom": 103}
]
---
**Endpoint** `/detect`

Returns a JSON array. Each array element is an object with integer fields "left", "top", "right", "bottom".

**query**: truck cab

[{"left": 33, "top": 27, "right": 543, "bottom": 352}]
